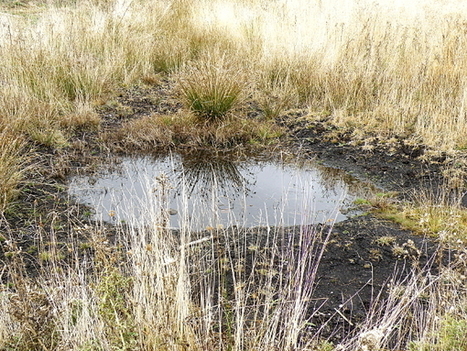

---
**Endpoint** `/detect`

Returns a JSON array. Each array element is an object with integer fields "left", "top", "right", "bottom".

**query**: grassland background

[{"left": 1, "top": 0, "right": 467, "bottom": 350}]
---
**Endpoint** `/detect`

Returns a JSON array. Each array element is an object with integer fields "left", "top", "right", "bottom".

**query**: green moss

[
  {"left": 26, "top": 245, "right": 38, "bottom": 254},
  {"left": 410, "top": 314, "right": 467, "bottom": 351},
  {"left": 354, "top": 198, "right": 371, "bottom": 206},
  {"left": 38, "top": 250, "right": 65, "bottom": 262}
]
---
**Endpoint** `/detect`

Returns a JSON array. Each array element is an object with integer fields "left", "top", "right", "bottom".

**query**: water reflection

[
  {"left": 174, "top": 151, "right": 252, "bottom": 200},
  {"left": 68, "top": 152, "right": 375, "bottom": 228}
]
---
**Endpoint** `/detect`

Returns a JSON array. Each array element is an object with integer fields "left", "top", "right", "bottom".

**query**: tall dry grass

[
  {"left": 178, "top": 0, "right": 467, "bottom": 151},
  {"left": 2, "top": 0, "right": 467, "bottom": 150},
  {"left": 0, "top": 172, "right": 338, "bottom": 350},
  {"left": 2, "top": 168, "right": 466, "bottom": 350},
  {"left": 337, "top": 253, "right": 467, "bottom": 351},
  {"left": 0, "top": 131, "right": 26, "bottom": 213}
]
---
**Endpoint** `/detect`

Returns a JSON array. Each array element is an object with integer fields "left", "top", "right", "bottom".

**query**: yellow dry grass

[
  {"left": 0, "top": 131, "right": 26, "bottom": 212},
  {"left": 1, "top": 0, "right": 467, "bottom": 151},
  {"left": 113, "top": 111, "right": 282, "bottom": 151}
]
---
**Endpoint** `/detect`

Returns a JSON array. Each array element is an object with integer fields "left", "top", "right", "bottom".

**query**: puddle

[{"left": 68, "top": 153, "right": 375, "bottom": 229}]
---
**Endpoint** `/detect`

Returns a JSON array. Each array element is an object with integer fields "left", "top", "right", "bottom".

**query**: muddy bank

[
  {"left": 190, "top": 214, "right": 440, "bottom": 343},
  {"left": 274, "top": 114, "right": 458, "bottom": 340},
  {"left": 313, "top": 214, "right": 439, "bottom": 341},
  {"left": 281, "top": 113, "right": 450, "bottom": 194}
]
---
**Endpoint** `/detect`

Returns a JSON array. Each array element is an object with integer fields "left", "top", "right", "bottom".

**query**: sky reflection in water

[{"left": 68, "top": 153, "right": 374, "bottom": 229}]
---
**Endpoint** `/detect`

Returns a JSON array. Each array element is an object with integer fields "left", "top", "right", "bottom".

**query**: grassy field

[{"left": 1, "top": 0, "right": 467, "bottom": 349}]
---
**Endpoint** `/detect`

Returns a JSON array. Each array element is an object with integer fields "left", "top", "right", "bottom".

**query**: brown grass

[
  {"left": 0, "top": 131, "right": 27, "bottom": 213},
  {"left": 0, "top": 175, "right": 336, "bottom": 350},
  {"left": 2, "top": 0, "right": 467, "bottom": 152},
  {"left": 112, "top": 111, "right": 283, "bottom": 151}
]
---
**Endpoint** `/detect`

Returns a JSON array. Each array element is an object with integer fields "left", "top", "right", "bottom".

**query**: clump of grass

[
  {"left": 178, "top": 55, "right": 245, "bottom": 121},
  {"left": 400, "top": 204, "right": 467, "bottom": 247},
  {"left": 59, "top": 102, "right": 101, "bottom": 132},
  {"left": 94, "top": 268, "right": 138, "bottom": 349},
  {"left": 362, "top": 188, "right": 467, "bottom": 247},
  {"left": 410, "top": 314, "right": 467, "bottom": 351},
  {"left": 374, "top": 235, "right": 396, "bottom": 247},
  {"left": 352, "top": 189, "right": 467, "bottom": 247}
]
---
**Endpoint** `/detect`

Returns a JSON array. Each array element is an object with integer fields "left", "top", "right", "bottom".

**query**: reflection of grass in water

[{"left": 175, "top": 152, "right": 253, "bottom": 200}]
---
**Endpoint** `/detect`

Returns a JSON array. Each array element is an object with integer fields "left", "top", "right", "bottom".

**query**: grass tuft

[{"left": 178, "top": 55, "right": 245, "bottom": 121}]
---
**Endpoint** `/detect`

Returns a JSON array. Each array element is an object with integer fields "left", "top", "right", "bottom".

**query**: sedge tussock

[{"left": 177, "top": 54, "right": 246, "bottom": 121}]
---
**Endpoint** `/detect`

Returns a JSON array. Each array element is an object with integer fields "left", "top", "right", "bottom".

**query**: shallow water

[{"left": 68, "top": 153, "right": 374, "bottom": 229}]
